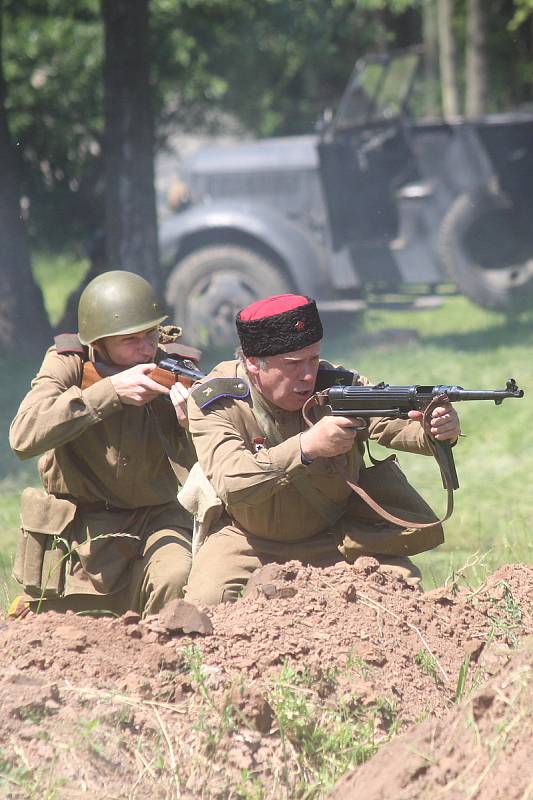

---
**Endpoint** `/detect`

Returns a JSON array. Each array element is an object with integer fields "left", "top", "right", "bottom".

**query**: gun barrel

[
  {"left": 325, "top": 380, "right": 524, "bottom": 412},
  {"left": 434, "top": 382, "right": 524, "bottom": 404}
]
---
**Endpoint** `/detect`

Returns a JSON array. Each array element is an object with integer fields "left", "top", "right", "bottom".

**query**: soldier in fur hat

[{"left": 183, "top": 294, "right": 460, "bottom": 605}]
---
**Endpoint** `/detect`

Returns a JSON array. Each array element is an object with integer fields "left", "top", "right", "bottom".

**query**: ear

[
  {"left": 245, "top": 355, "right": 261, "bottom": 376},
  {"left": 92, "top": 338, "right": 108, "bottom": 362}
]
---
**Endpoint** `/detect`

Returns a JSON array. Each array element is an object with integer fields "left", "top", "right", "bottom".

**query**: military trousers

[
  {"left": 183, "top": 523, "right": 421, "bottom": 606},
  {"left": 22, "top": 507, "right": 192, "bottom": 618}
]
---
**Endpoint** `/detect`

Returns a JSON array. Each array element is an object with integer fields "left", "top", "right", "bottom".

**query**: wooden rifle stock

[
  {"left": 81, "top": 359, "right": 202, "bottom": 392},
  {"left": 81, "top": 361, "right": 112, "bottom": 391}
]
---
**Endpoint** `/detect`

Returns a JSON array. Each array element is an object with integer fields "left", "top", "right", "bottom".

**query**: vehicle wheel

[
  {"left": 438, "top": 189, "right": 533, "bottom": 311},
  {"left": 166, "top": 244, "right": 293, "bottom": 348}
]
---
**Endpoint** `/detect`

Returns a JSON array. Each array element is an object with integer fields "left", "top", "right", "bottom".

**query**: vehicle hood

[{"left": 183, "top": 134, "right": 319, "bottom": 176}]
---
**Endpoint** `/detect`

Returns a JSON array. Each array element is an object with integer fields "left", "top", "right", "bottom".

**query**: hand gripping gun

[
  {"left": 81, "top": 353, "right": 205, "bottom": 391},
  {"left": 312, "top": 377, "right": 524, "bottom": 490}
]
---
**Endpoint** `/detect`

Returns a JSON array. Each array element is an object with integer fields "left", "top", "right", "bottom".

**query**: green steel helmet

[{"left": 77, "top": 270, "right": 167, "bottom": 345}]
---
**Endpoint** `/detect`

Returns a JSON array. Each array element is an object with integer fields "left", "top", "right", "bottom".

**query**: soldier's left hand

[
  {"left": 169, "top": 382, "right": 191, "bottom": 428},
  {"left": 408, "top": 402, "right": 461, "bottom": 441}
]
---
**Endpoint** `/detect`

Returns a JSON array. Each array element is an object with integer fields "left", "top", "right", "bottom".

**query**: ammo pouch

[
  {"left": 338, "top": 456, "right": 444, "bottom": 559},
  {"left": 13, "top": 488, "right": 77, "bottom": 598}
]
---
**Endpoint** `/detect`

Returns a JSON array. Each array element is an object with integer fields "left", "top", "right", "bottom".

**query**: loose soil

[{"left": 0, "top": 559, "right": 531, "bottom": 800}]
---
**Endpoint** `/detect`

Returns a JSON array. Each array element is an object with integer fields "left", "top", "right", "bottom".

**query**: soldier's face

[
  {"left": 94, "top": 327, "right": 159, "bottom": 367},
  {"left": 246, "top": 341, "right": 321, "bottom": 411}
]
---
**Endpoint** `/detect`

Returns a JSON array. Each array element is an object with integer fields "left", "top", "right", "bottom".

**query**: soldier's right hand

[
  {"left": 300, "top": 415, "right": 357, "bottom": 460},
  {"left": 110, "top": 364, "right": 170, "bottom": 406}
]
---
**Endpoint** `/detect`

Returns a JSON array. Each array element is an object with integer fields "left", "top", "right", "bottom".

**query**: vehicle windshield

[{"left": 332, "top": 51, "right": 420, "bottom": 130}]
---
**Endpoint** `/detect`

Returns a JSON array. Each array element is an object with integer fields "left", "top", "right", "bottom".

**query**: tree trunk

[
  {"left": 422, "top": 0, "right": 440, "bottom": 116},
  {"left": 0, "top": 2, "right": 51, "bottom": 355},
  {"left": 465, "top": 0, "right": 489, "bottom": 118},
  {"left": 437, "top": 0, "right": 461, "bottom": 118},
  {"left": 101, "top": 0, "right": 162, "bottom": 296}
]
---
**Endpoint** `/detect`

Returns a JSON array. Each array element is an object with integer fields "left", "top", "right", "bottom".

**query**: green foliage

[
  {"left": 346, "top": 652, "right": 374, "bottom": 681},
  {"left": 3, "top": 1, "right": 533, "bottom": 253},
  {"left": 455, "top": 654, "right": 471, "bottom": 703},
  {"left": 76, "top": 718, "right": 106, "bottom": 758},
  {"left": 236, "top": 770, "right": 265, "bottom": 800},
  {"left": 182, "top": 644, "right": 240, "bottom": 757},
  {"left": 415, "top": 648, "right": 442, "bottom": 686},
  {"left": 4, "top": 3, "right": 103, "bottom": 247},
  {"left": 509, "top": 0, "right": 533, "bottom": 30},
  {"left": 1, "top": 0, "right": 419, "bottom": 251},
  {"left": 183, "top": 644, "right": 212, "bottom": 703},
  {"left": 486, "top": 580, "right": 523, "bottom": 647},
  {"left": 0, "top": 748, "right": 64, "bottom": 799},
  {"left": 32, "top": 251, "right": 89, "bottom": 325},
  {"left": 358, "top": 0, "right": 419, "bottom": 11},
  {"left": 268, "top": 662, "right": 396, "bottom": 797},
  {"left": 164, "top": 0, "right": 395, "bottom": 137}
]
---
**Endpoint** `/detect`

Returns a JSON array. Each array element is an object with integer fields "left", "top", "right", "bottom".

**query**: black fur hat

[{"left": 236, "top": 294, "right": 323, "bottom": 357}]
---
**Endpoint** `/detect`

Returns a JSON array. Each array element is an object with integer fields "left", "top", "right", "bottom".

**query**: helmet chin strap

[{"left": 91, "top": 339, "right": 112, "bottom": 366}]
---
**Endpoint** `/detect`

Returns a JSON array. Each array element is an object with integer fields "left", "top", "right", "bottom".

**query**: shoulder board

[
  {"left": 191, "top": 377, "right": 250, "bottom": 410},
  {"left": 163, "top": 342, "right": 202, "bottom": 363},
  {"left": 54, "top": 333, "right": 86, "bottom": 356}
]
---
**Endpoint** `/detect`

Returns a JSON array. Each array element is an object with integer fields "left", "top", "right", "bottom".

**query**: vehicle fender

[{"left": 159, "top": 201, "right": 330, "bottom": 297}]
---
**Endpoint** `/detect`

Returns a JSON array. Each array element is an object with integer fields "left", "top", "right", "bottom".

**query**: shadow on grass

[
  {"left": 418, "top": 317, "right": 533, "bottom": 352},
  {"left": 348, "top": 314, "right": 533, "bottom": 354}
]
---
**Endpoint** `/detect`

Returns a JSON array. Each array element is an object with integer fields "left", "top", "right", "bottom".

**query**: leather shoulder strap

[{"left": 347, "top": 442, "right": 454, "bottom": 528}]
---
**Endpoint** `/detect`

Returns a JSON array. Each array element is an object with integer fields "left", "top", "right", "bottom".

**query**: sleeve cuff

[{"left": 82, "top": 376, "right": 122, "bottom": 422}]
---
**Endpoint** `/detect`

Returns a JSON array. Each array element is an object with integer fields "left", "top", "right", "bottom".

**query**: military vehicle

[{"left": 159, "top": 49, "right": 533, "bottom": 346}]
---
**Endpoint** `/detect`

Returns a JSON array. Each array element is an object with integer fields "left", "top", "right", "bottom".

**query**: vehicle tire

[
  {"left": 438, "top": 189, "right": 533, "bottom": 311},
  {"left": 166, "top": 244, "right": 293, "bottom": 348}
]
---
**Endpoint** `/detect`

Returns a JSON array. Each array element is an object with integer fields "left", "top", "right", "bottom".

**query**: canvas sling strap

[
  {"left": 302, "top": 392, "right": 455, "bottom": 529},
  {"left": 145, "top": 404, "right": 191, "bottom": 487},
  {"left": 245, "top": 376, "right": 346, "bottom": 526}
]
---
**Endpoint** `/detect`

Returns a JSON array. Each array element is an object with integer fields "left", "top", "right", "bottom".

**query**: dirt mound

[
  {"left": 327, "top": 641, "right": 532, "bottom": 800},
  {"left": 0, "top": 560, "right": 531, "bottom": 799}
]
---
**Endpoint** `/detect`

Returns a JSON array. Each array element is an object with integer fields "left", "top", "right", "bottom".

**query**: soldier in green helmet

[{"left": 9, "top": 270, "right": 200, "bottom": 618}]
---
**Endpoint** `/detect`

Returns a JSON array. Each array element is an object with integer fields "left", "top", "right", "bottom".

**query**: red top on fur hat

[
  {"left": 236, "top": 294, "right": 323, "bottom": 357},
  {"left": 239, "top": 294, "right": 310, "bottom": 321}
]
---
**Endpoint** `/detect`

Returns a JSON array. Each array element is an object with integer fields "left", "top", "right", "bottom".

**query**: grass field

[
  {"left": 1, "top": 263, "right": 531, "bottom": 610},
  {"left": 322, "top": 297, "right": 533, "bottom": 587}
]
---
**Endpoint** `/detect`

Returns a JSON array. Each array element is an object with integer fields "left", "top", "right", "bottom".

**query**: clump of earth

[{"left": 0, "top": 558, "right": 531, "bottom": 799}]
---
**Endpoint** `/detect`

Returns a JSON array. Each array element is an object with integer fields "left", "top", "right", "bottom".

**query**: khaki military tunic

[
  {"left": 9, "top": 345, "right": 195, "bottom": 616},
  {"left": 184, "top": 360, "right": 434, "bottom": 605}
]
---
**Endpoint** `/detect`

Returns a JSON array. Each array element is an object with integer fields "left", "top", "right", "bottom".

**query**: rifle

[
  {"left": 310, "top": 377, "right": 524, "bottom": 490},
  {"left": 81, "top": 353, "right": 205, "bottom": 391}
]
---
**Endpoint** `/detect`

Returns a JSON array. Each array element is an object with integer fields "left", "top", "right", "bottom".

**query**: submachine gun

[{"left": 311, "top": 376, "right": 524, "bottom": 490}]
